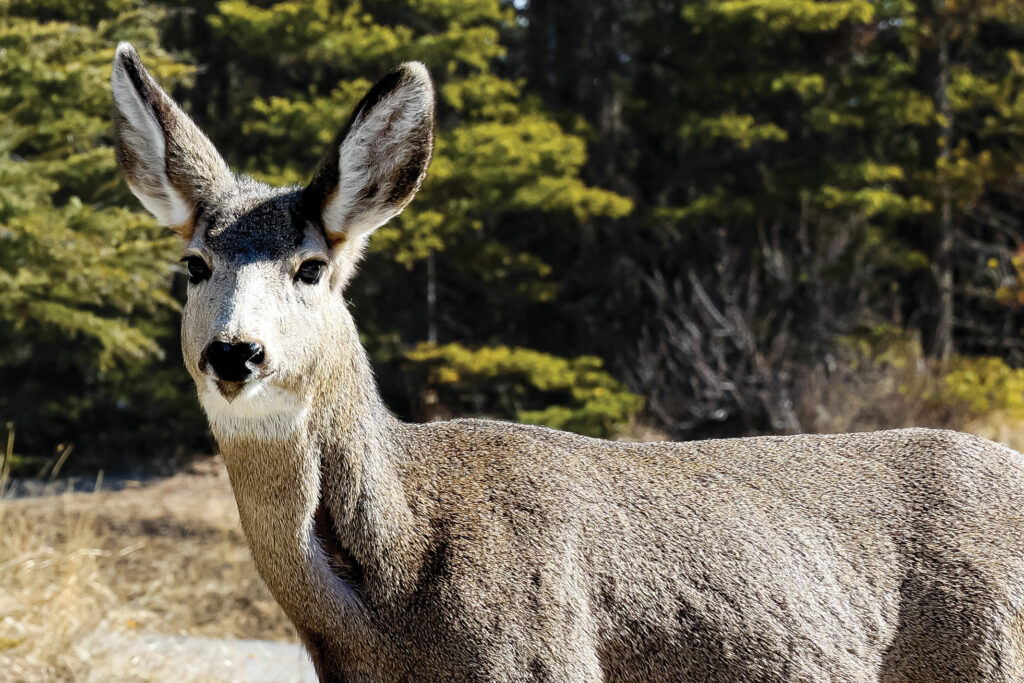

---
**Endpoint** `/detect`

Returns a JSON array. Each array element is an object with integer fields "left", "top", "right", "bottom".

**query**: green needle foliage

[
  {"left": 406, "top": 343, "right": 644, "bottom": 438},
  {"left": 515, "top": 0, "right": 1024, "bottom": 436},
  {"left": 6, "top": 0, "right": 1024, "bottom": 466},
  {"left": 196, "top": 0, "right": 630, "bottom": 267},
  {"left": 0, "top": 4, "right": 205, "bottom": 468}
]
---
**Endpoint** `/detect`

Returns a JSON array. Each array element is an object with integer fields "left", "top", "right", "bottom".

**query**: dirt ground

[{"left": 0, "top": 457, "right": 300, "bottom": 681}]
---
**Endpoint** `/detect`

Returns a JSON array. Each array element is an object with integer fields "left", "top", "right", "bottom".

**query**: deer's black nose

[{"left": 206, "top": 341, "right": 265, "bottom": 382}]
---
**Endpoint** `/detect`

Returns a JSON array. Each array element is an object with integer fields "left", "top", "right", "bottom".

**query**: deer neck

[{"left": 208, "top": 327, "right": 422, "bottom": 632}]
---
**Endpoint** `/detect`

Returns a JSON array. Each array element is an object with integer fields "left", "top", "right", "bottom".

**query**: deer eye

[
  {"left": 296, "top": 260, "right": 326, "bottom": 285},
  {"left": 181, "top": 255, "right": 211, "bottom": 284}
]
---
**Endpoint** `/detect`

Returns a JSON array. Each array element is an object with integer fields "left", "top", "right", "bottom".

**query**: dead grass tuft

[
  {"left": 0, "top": 458, "right": 295, "bottom": 681},
  {"left": 795, "top": 358, "right": 966, "bottom": 437},
  {"left": 963, "top": 413, "right": 1024, "bottom": 453},
  {"left": 0, "top": 483, "right": 113, "bottom": 680}
]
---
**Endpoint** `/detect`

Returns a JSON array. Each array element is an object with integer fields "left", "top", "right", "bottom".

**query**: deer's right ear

[
  {"left": 303, "top": 62, "right": 434, "bottom": 247},
  {"left": 111, "top": 43, "right": 231, "bottom": 238}
]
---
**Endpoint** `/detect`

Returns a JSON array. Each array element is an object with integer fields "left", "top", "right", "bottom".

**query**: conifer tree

[
  {"left": 515, "top": 0, "right": 1024, "bottom": 436},
  {"left": 0, "top": 3, "right": 205, "bottom": 465}
]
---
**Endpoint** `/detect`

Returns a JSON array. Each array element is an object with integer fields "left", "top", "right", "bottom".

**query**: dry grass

[
  {"left": 964, "top": 412, "right": 1024, "bottom": 454},
  {"left": 0, "top": 458, "right": 295, "bottom": 682},
  {"left": 614, "top": 419, "right": 671, "bottom": 442},
  {"left": 793, "top": 358, "right": 1024, "bottom": 452},
  {"left": 795, "top": 360, "right": 965, "bottom": 436}
]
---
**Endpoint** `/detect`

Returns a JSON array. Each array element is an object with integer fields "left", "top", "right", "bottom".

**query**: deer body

[{"left": 112, "top": 44, "right": 1024, "bottom": 681}]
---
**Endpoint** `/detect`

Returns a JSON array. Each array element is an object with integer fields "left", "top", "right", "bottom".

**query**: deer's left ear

[{"left": 303, "top": 62, "right": 435, "bottom": 246}]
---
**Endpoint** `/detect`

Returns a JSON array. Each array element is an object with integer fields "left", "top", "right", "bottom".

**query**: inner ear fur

[{"left": 303, "top": 62, "right": 435, "bottom": 247}]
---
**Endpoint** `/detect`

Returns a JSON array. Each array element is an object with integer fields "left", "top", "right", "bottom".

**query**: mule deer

[{"left": 112, "top": 43, "right": 1024, "bottom": 681}]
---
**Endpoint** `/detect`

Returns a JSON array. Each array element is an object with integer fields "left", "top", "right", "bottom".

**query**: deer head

[{"left": 112, "top": 44, "right": 434, "bottom": 440}]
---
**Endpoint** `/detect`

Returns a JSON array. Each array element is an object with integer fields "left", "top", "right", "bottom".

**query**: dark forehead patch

[{"left": 204, "top": 187, "right": 306, "bottom": 261}]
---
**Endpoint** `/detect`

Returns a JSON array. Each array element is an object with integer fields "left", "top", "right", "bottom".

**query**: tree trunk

[
  {"left": 932, "top": 5, "right": 955, "bottom": 362},
  {"left": 426, "top": 250, "right": 438, "bottom": 344}
]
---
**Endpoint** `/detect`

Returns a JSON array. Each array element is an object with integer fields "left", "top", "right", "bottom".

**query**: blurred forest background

[{"left": 5, "top": 0, "right": 1024, "bottom": 475}]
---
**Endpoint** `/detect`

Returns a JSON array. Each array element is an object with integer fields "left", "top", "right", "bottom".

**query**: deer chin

[{"left": 200, "top": 375, "right": 308, "bottom": 442}]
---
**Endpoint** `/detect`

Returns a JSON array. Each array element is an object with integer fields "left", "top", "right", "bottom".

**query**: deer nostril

[
  {"left": 247, "top": 343, "right": 265, "bottom": 366},
  {"left": 205, "top": 341, "right": 266, "bottom": 382}
]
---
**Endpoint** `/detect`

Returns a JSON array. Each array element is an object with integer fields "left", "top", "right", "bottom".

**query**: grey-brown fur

[{"left": 112, "top": 44, "right": 1024, "bottom": 681}]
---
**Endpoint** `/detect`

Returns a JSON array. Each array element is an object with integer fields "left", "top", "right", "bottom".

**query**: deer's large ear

[
  {"left": 304, "top": 63, "right": 434, "bottom": 246},
  {"left": 111, "top": 43, "right": 231, "bottom": 237}
]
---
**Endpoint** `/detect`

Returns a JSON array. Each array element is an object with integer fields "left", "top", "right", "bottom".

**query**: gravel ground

[{"left": 81, "top": 632, "right": 317, "bottom": 682}]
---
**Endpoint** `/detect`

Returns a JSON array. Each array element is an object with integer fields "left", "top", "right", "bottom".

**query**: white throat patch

[{"left": 200, "top": 377, "right": 308, "bottom": 441}]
